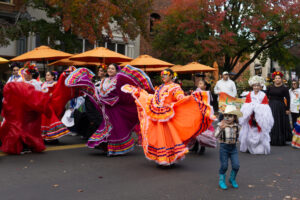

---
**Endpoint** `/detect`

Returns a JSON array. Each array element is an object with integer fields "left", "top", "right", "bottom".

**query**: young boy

[{"left": 215, "top": 105, "right": 242, "bottom": 190}]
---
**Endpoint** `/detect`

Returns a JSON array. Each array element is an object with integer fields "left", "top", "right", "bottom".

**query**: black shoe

[
  {"left": 20, "top": 144, "right": 32, "bottom": 154},
  {"left": 197, "top": 146, "right": 206, "bottom": 155}
]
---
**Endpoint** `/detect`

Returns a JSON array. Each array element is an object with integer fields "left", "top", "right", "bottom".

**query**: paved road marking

[{"left": 0, "top": 143, "right": 86, "bottom": 157}]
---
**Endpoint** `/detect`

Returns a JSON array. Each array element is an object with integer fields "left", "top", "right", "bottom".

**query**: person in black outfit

[
  {"left": 73, "top": 96, "right": 102, "bottom": 139},
  {"left": 266, "top": 71, "right": 292, "bottom": 146}
]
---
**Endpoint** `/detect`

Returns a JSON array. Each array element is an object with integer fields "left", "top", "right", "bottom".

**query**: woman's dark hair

[
  {"left": 32, "top": 71, "right": 39, "bottom": 79},
  {"left": 109, "top": 63, "right": 121, "bottom": 72},
  {"left": 10, "top": 62, "right": 21, "bottom": 69},
  {"left": 198, "top": 79, "right": 211, "bottom": 90},
  {"left": 49, "top": 71, "right": 58, "bottom": 81}
]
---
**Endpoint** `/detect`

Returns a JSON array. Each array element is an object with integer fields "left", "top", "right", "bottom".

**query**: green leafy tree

[{"left": 152, "top": 0, "right": 300, "bottom": 80}]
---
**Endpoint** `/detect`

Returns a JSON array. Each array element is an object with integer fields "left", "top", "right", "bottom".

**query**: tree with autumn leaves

[
  {"left": 1, "top": 0, "right": 152, "bottom": 52},
  {"left": 152, "top": 0, "right": 300, "bottom": 79}
]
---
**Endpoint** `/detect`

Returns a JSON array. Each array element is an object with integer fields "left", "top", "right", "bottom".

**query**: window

[
  {"left": 35, "top": 34, "right": 41, "bottom": 48},
  {"left": 0, "top": 0, "right": 13, "bottom": 4},
  {"left": 150, "top": 13, "right": 161, "bottom": 33},
  {"left": 17, "top": 37, "right": 27, "bottom": 55},
  {"left": 84, "top": 40, "right": 94, "bottom": 51},
  {"left": 97, "top": 40, "right": 105, "bottom": 47},
  {"left": 117, "top": 44, "right": 125, "bottom": 55},
  {"left": 107, "top": 42, "right": 115, "bottom": 51}
]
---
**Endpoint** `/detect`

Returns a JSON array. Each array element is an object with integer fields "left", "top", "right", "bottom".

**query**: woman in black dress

[{"left": 267, "top": 71, "right": 292, "bottom": 146}]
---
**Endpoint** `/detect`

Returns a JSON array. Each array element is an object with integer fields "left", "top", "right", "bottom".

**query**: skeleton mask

[{"left": 224, "top": 114, "right": 235, "bottom": 124}]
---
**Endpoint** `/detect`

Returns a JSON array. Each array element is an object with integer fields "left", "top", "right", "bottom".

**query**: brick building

[{"left": 139, "top": 0, "right": 172, "bottom": 57}]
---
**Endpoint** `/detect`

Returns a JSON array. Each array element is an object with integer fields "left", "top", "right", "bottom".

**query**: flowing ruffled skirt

[
  {"left": 41, "top": 107, "right": 70, "bottom": 140},
  {"left": 87, "top": 100, "right": 137, "bottom": 156},
  {"left": 0, "top": 82, "right": 50, "bottom": 154},
  {"left": 123, "top": 86, "right": 214, "bottom": 165}
]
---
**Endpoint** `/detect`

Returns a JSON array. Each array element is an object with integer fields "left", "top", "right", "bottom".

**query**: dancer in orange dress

[{"left": 122, "top": 69, "right": 215, "bottom": 165}]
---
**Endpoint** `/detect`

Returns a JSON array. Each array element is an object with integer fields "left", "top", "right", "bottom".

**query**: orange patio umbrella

[
  {"left": 48, "top": 57, "right": 101, "bottom": 66},
  {"left": 70, "top": 47, "right": 132, "bottom": 63},
  {"left": 127, "top": 55, "right": 173, "bottom": 71},
  {"left": 10, "top": 45, "right": 72, "bottom": 76},
  {"left": 0, "top": 57, "right": 9, "bottom": 64},
  {"left": 119, "top": 62, "right": 131, "bottom": 67},
  {"left": 171, "top": 65, "right": 184, "bottom": 72},
  {"left": 10, "top": 45, "right": 72, "bottom": 62},
  {"left": 139, "top": 65, "right": 183, "bottom": 73},
  {"left": 175, "top": 62, "right": 216, "bottom": 73},
  {"left": 141, "top": 67, "right": 169, "bottom": 72}
]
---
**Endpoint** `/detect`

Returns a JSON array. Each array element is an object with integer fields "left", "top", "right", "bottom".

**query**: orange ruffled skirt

[{"left": 123, "top": 85, "right": 214, "bottom": 165}]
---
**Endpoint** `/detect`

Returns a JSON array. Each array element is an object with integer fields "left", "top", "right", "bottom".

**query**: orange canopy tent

[
  {"left": 171, "top": 65, "right": 184, "bottom": 72},
  {"left": 10, "top": 45, "right": 73, "bottom": 76},
  {"left": 48, "top": 57, "right": 101, "bottom": 66},
  {"left": 70, "top": 47, "right": 132, "bottom": 63},
  {"left": 10, "top": 45, "right": 72, "bottom": 62},
  {"left": 141, "top": 67, "right": 169, "bottom": 72},
  {"left": 0, "top": 57, "right": 9, "bottom": 64},
  {"left": 175, "top": 62, "right": 216, "bottom": 73},
  {"left": 126, "top": 55, "right": 173, "bottom": 69}
]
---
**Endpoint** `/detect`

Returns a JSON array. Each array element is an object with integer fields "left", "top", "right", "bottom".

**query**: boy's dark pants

[{"left": 219, "top": 143, "right": 240, "bottom": 174}]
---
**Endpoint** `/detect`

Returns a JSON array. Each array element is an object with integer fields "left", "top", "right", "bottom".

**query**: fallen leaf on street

[
  {"left": 274, "top": 173, "right": 281, "bottom": 177},
  {"left": 248, "top": 185, "right": 255, "bottom": 188},
  {"left": 77, "top": 189, "right": 84, "bottom": 192},
  {"left": 23, "top": 166, "right": 28, "bottom": 169},
  {"left": 98, "top": 176, "right": 103, "bottom": 179},
  {"left": 29, "top": 160, "right": 34, "bottom": 163},
  {"left": 52, "top": 184, "right": 59, "bottom": 188}
]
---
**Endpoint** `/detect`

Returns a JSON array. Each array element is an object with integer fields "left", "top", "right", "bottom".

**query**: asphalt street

[{"left": 0, "top": 135, "right": 299, "bottom": 200}]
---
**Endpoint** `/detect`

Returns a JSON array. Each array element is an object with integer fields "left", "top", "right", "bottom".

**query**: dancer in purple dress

[{"left": 65, "top": 64, "right": 153, "bottom": 156}]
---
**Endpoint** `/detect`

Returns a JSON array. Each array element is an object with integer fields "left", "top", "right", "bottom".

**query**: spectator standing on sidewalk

[
  {"left": 214, "top": 71, "right": 237, "bottom": 121},
  {"left": 7, "top": 63, "right": 22, "bottom": 83},
  {"left": 289, "top": 80, "right": 300, "bottom": 129}
]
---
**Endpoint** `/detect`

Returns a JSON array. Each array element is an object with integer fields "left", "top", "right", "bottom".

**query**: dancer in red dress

[{"left": 0, "top": 66, "right": 51, "bottom": 154}]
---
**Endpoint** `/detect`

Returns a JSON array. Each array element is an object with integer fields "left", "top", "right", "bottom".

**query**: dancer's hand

[
  {"left": 219, "top": 120, "right": 227, "bottom": 129},
  {"left": 286, "top": 110, "right": 290, "bottom": 115}
]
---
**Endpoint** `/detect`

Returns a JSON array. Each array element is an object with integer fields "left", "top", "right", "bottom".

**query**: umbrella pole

[{"left": 43, "top": 59, "right": 46, "bottom": 78}]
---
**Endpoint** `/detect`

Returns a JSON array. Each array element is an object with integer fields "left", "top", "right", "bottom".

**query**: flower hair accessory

[
  {"left": 272, "top": 71, "right": 283, "bottom": 79},
  {"left": 174, "top": 72, "right": 178, "bottom": 78},
  {"left": 161, "top": 70, "right": 171, "bottom": 76},
  {"left": 100, "top": 64, "right": 107, "bottom": 70},
  {"left": 24, "top": 62, "right": 37, "bottom": 74}
]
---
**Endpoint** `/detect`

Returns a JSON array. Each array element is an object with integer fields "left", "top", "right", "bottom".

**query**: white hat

[
  {"left": 223, "top": 105, "right": 243, "bottom": 118},
  {"left": 222, "top": 71, "right": 229, "bottom": 75},
  {"left": 248, "top": 75, "right": 265, "bottom": 87},
  {"left": 61, "top": 109, "right": 75, "bottom": 127}
]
